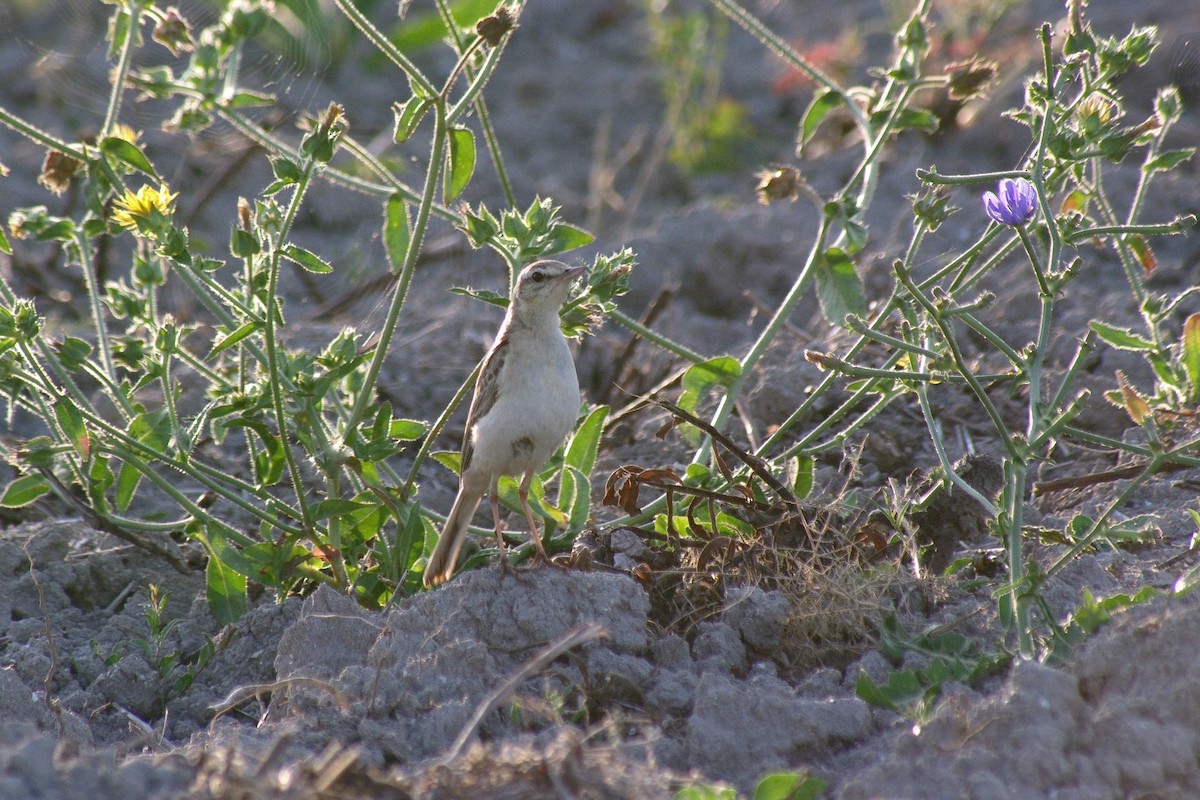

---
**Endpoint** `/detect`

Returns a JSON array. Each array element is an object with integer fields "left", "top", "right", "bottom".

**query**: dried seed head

[
  {"left": 153, "top": 7, "right": 194, "bottom": 55},
  {"left": 477, "top": 5, "right": 517, "bottom": 47},
  {"left": 754, "top": 165, "right": 801, "bottom": 204},
  {"left": 38, "top": 150, "right": 82, "bottom": 195},
  {"left": 945, "top": 58, "right": 996, "bottom": 101}
]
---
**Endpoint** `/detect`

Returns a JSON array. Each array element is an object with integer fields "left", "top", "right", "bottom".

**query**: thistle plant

[
  {"left": 602, "top": 0, "right": 1195, "bottom": 658},
  {"left": 0, "top": 0, "right": 632, "bottom": 619}
]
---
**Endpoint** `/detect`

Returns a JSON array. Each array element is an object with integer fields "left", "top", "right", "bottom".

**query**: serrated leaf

[
  {"left": 1088, "top": 320, "right": 1154, "bottom": 350},
  {"left": 546, "top": 222, "right": 594, "bottom": 254},
  {"left": 563, "top": 405, "right": 607, "bottom": 475},
  {"left": 1127, "top": 234, "right": 1155, "bottom": 273},
  {"left": 281, "top": 243, "right": 333, "bottom": 273},
  {"left": 799, "top": 88, "right": 844, "bottom": 152},
  {"left": 309, "top": 498, "right": 371, "bottom": 521},
  {"left": 271, "top": 156, "right": 303, "bottom": 184},
  {"left": 450, "top": 286, "right": 508, "bottom": 307},
  {"left": 0, "top": 474, "right": 50, "bottom": 508},
  {"left": 815, "top": 246, "right": 866, "bottom": 325},
  {"left": 1060, "top": 189, "right": 1089, "bottom": 214},
  {"left": 1116, "top": 370, "right": 1150, "bottom": 425},
  {"left": 384, "top": 194, "right": 410, "bottom": 272},
  {"left": 1183, "top": 313, "right": 1200, "bottom": 400},
  {"left": 431, "top": 450, "right": 461, "bottom": 475},
  {"left": 54, "top": 398, "right": 88, "bottom": 459},
  {"left": 99, "top": 136, "right": 158, "bottom": 178},
  {"left": 444, "top": 125, "right": 476, "bottom": 203},
  {"left": 389, "top": 418, "right": 426, "bottom": 440},
  {"left": 208, "top": 320, "right": 262, "bottom": 356},
  {"left": 1143, "top": 147, "right": 1194, "bottom": 173}
]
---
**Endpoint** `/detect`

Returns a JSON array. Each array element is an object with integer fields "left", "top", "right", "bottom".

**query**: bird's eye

[{"left": 530, "top": 271, "right": 545, "bottom": 283}]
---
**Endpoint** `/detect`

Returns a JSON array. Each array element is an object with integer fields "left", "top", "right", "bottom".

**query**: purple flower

[{"left": 981, "top": 178, "right": 1037, "bottom": 226}]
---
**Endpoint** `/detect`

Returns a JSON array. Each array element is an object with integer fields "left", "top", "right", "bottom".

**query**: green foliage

[
  {"left": 0, "top": 0, "right": 629, "bottom": 616},
  {"left": 1041, "top": 586, "right": 1161, "bottom": 665},
  {"left": 855, "top": 615, "right": 1009, "bottom": 720},
  {"left": 675, "top": 771, "right": 825, "bottom": 800}
]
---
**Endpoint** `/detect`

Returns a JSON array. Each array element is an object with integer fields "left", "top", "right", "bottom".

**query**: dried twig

[{"left": 443, "top": 622, "right": 607, "bottom": 762}]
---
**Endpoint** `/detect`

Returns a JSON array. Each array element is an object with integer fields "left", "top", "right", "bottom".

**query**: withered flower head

[
  {"left": 477, "top": 5, "right": 517, "bottom": 47},
  {"left": 754, "top": 165, "right": 801, "bottom": 204},
  {"left": 153, "top": 7, "right": 194, "bottom": 56},
  {"left": 945, "top": 58, "right": 996, "bottom": 101},
  {"left": 39, "top": 150, "right": 83, "bottom": 195}
]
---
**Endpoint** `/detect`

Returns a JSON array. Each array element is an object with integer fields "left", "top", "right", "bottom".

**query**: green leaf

[
  {"left": 752, "top": 772, "right": 826, "bottom": 800},
  {"left": 384, "top": 194, "right": 411, "bottom": 272},
  {"left": 209, "top": 320, "right": 262, "bottom": 356},
  {"left": 36, "top": 219, "right": 77, "bottom": 242},
  {"left": 0, "top": 474, "right": 50, "bottom": 508},
  {"left": 54, "top": 398, "right": 88, "bottom": 459},
  {"left": 1088, "top": 320, "right": 1154, "bottom": 350},
  {"left": 679, "top": 356, "right": 742, "bottom": 414},
  {"left": 814, "top": 246, "right": 866, "bottom": 325},
  {"left": 1143, "top": 148, "right": 1195, "bottom": 174},
  {"left": 386, "top": 0, "right": 496, "bottom": 52},
  {"left": 563, "top": 405, "right": 607, "bottom": 476},
  {"left": 226, "top": 90, "right": 276, "bottom": 108},
  {"left": 0, "top": 224, "right": 9, "bottom": 255},
  {"left": 392, "top": 97, "right": 431, "bottom": 144},
  {"left": 799, "top": 88, "right": 844, "bottom": 152},
  {"left": 309, "top": 498, "right": 371, "bottom": 521},
  {"left": 546, "top": 222, "right": 595, "bottom": 254},
  {"left": 206, "top": 553, "right": 248, "bottom": 624},
  {"left": 431, "top": 450, "right": 462, "bottom": 475},
  {"left": 116, "top": 410, "right": 172, "bottom": 511},
  {"left": 1184, "top": 314, "right": 1200, "bottom": 400},
  {"left": 443, "top": 125, "right": 476, "bottom": 203},
  {"left": 389, "top": 418, "right": 427, "bottom": 440},
  {"left": 559, "top": 464, "right": 591, "bottom": 531},
  {"left": 281, "top": 243, "right": 333, "bottom": 273},
  {"left": 450, "top": 286, "right": 509, "bottom": 307},
  {"left": 100, "top": 136, "right": 158, "bottom": 178},
  {"left": 787, "top": 454, "right": 814, "bottom": 499},
  {"left": 270, "top": 156, "right": 303, "bottom": 184}
]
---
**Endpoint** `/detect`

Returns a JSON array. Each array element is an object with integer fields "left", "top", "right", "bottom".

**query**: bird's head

[{"left": 512, "top": 260, "right": 587, "bottom": 310}]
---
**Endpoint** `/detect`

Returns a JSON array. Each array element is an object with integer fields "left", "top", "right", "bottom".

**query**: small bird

[{"left": 423, "top": 260, "right": 586, "bottom": 587}]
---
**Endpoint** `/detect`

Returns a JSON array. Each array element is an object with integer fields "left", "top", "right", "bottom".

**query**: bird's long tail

[{"left": 423, "top": 486, "right": 483, "bottom": 587}]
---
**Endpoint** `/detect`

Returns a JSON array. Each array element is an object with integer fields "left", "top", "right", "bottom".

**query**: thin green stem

[
  {"left": 695, "top": 215, "right": 831, "bottom": 464},
  {"left": 609, "top": 309, "right": 706, "bottom": 364},
  {"left": 102, "top": 1, "right": 144, "bottom": 135},
  {"left": 263, "top": 164, "right": 318, "bottom": 538},
  {"left": 345, "top": 102, "right": 448, "bottom": 436},
  {"left": 707, "top": 0, "right": 868, "bottom": 131},
  {"left": 330, "top": 0, "right": 437, "bottom": 98},
  {"left": 0, "top": 103, "right": 87, "bottom": 160}
]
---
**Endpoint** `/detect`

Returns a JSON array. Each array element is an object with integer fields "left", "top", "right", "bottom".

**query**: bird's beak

[{"left": 562, "top": 265, "right": 588, "bottom": 283}]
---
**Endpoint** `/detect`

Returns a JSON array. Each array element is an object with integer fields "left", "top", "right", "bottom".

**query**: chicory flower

[{"left": 982, "top": 178, "right": 1037, "bottom": 226}]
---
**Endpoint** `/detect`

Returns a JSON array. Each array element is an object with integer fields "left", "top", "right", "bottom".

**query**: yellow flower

[
  {"left": 109, "top": 124, "right": 141, "bottom": 144},
  {"left": 112, "top": 182, "right": 178, "bottom": 236}
]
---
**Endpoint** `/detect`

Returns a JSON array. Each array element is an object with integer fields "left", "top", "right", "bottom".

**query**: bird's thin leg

[
  {"left": 519, "top": 470, "right": 552, "bottom": 566},
  {"left": 489, "top": 483, "right": 514, "bottom": 577}
]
